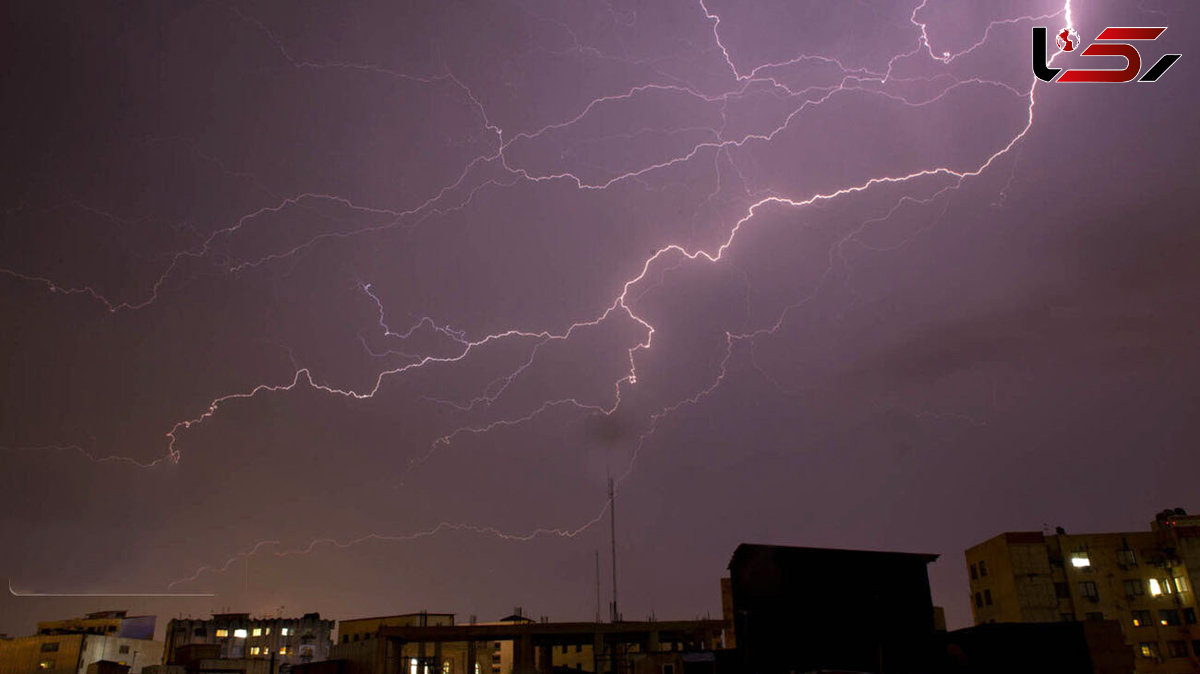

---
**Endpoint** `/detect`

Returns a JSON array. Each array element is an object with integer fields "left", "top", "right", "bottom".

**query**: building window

[
  {"left": 279, "top": 647, "right": 288, "bottom": 655},
  {"left": 1139, "top": 642, "right": 1158, "bottom": 659},
  {"left": 40, "top": 643, "right": 59, "bottom": 653},
  {"left": 118, "top": 646, "right": 130, "bottom": 655},
  {"left": 1174, "top": 576, "right": 1188, "bottom": 593},
  {"left": 561, "top": 646, "right": 567, "bottom": 654},
  {"left": 265, "top": 628, "right": 271, "bottom": 635},
  {"left": 234, "top": 629, "right": 248, "bottom": 639},
  {"left": 1149, "top": 578, "right": 1173, "bottom": 596},
  {"left": 1184, "top": 608, "right": 1197, "bottom": 625},
  {"left": 575, "top": 645, "right": 582, "bottom": 653},
  {"left": 978, "top": 561, "right": 988, "bottom": 577},
  {"left": 970, "top": 564, "right": 978, "bottom": 580},
  {"left": 38, "top": 661, "right": 54, "bottom": 670},
  {"left": 1132, "top": 610, "right": 1152, "bottom": 627},
  {"left": 1167, "top": 641, "right": 1188, "bottom": 658},
  {"left": 194, "top": 628, "right": 207, "bottom": 637},
  {"left": 1085, "top": 612, "right": 1104, "bottom": 622},
  {"left": 1124, "top": 579, "right": 1145, "bottom": 597},
  {"left": 1160, "top": 609, "right": 1182, "bottom": 626},
  {"left": 250, "top": 647, "right": 261, "bottom": 656},
  {"left": 216, "top": 630, "right": 229, "bottom": 638},
  {"left": 253, "top": 628, "right": 262, "bottom": 637},
  {"left": 1116, "top": 548, "right": 1137, "bottom": 566},
  {"left": 1192, "top": 640, "right": 1200, "bottom": 657},
  {"left": 974, "top": 592, "right": 982, "bottom": 608},
  {"left": 983, "top": 589, "right": 992, "bottom": 606},
  {"left": 1079, "top": 581, "right": 1099, "bottom": 600},
  {"left": 1055, "top": 582, "right": 1070, "bottom": 599},
  {"left": 342, "top": 635, "right": 348, "bottom": 644},
  {"left": 282, "top": 628, "right": 290, "bottom": 636},
  {"left": 1070, "top": 552, "right": 1090, "bottom": 568}
]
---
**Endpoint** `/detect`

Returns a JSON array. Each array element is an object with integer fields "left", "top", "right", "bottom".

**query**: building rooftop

[{"left": 728, "top": 542, "right": 939, "bottom": 569}]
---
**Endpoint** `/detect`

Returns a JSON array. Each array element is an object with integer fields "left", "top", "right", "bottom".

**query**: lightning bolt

[{"left": 4, "top": 0, "right": 1077, "bottom": 591}]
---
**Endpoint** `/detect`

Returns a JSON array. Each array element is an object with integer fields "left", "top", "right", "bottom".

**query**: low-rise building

[
  {"left": 0, "top": 613, "right": 162, "bottom": 674},
  {"left": 164, "top": 613, "right": 334, "bottom": 672}
]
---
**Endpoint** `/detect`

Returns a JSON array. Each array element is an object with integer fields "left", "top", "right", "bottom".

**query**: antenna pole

[
  {"left": 594, "top": 550, "right": 602, "bottom": 623},
  {"left": 609, "top": 477, "right": 618, "bottom": 622}
]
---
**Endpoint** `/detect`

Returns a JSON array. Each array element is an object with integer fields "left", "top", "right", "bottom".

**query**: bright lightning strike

[{"left": 4, "top": 0, "right": 1082, "bottom": 592}]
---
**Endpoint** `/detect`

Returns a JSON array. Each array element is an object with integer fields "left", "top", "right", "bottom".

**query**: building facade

[
  {"left": 331, "top": 613, "right": 489, "bottom": 674},
  {"left": 965, "top": 508, "right": 1200, "bottom": 673},
  {"left": 0, "top": 613, "right": 162, "bottom": 674},
  {"left": 165, "top": 614, "right": 334, "bottom": 671}
]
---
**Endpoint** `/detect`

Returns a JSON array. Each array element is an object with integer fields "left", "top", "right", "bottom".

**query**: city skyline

[{"left": 3, "top": 0, "right": 1198, "bottom": 639}]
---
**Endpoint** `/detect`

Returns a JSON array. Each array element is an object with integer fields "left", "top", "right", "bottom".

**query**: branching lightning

[{"left": 3, "top": 0, "right": 1078, "bottom": 591}]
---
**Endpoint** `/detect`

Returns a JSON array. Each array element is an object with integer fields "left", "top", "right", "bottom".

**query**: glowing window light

[
  {"left": 216, "top": 630, "right": 229, "bottom": 638},
  {"left": 1149, "top": 579, "right": 1162, "bottom": 596},
  {"left": 234, "top": 630, "right": 248, "bottom": 639},
  {"left": 1070, "top": 554, "right": 1090, "bottom": 568},
  {"left": 282, "top": 628, "right": 290, "bottom": 636},
  {"left": 253, "top": 628, "right": 262, "bottom": 637},
  {"left": 410, "top": 659, "right": 418, "bottom": 674}
]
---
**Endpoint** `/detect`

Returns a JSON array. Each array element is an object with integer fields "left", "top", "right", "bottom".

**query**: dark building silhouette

[
  {"left": 727, "top": 543, "right": 939, "bottom": 674},
  {"left": 938, "top": 620, "right": 1134, "bottom": 674}
]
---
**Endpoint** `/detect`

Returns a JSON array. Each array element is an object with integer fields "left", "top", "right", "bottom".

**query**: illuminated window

[
  {"left": 475, "top": 665, "right": 480, "bottom": 674},
  {"left": 234, "top": 630, "right": 248, "bottom": 639},
  {"left": 265, "top": 628, "right": 271, "bottom": 635},
  {"left": 1161, "top": 609, "right": 1181, "bottom": 626},
  {"left": 251, "top": 647, "right": 261, "bottom": 656},
  {"left": 410, "top": 658, "right": 418, "bottom": 674},
  {"left": 216, "top": 630, "right": 229, "bottom": 638},
  {"left": 1140, "top": 642, "right": 1158, "bottom": 658},
  {"left": 1174, "top": 576, "right": 1188, "bottom": 593},
  {"left": 253, "top": 628, "right": 262, "bottom": 637},
  {"left": 443, "top": 661, "right": 451, "bottom": 674},
  {"left": 282, "top": 628, "right": 290, "bottom": 636},
  {"left": 1132, "top": 610, "right": 1152, "bottom": 627},
  {"left": 38, "top": 661, "right": 54, "bottom": 670},
  {"left": 279, "top": 647, "right": 288, "bottom": 655},
  {"left": 1070, "top": 553, "right": 1090, "bottom": 568}
]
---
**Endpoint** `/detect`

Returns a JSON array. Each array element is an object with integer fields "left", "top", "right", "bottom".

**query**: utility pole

[
  {"left": 609, "top": 477, "right": 618, "bottom": 623},
  {"left": 594, "top": 550, "right": 602, "bottom": 623}
]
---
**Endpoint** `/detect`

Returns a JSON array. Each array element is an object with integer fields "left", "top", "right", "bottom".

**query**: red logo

[
  {"left": 1056, "top": 28, "right": 1079, "bottom": 52},
  {"left": 1033, "top": 26, "right": 1181, "bottom": 83}
]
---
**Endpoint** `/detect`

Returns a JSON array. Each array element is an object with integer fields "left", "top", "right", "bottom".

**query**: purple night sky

[{"left": 2, "top": 0, "right": 1198, "bottom": 637}]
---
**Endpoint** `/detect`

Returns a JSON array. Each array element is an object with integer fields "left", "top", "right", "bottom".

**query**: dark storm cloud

[{"left": 2, "top": 0, "right": 1198, "bottom": 637}]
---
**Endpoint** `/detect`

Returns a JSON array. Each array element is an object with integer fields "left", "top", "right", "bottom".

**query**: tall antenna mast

[
  {"left": 609, "top": 477, "right": 619, "bottom": 622},
  {"left": 594, "top": 550, "right": 602, "bottom": 623}
]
